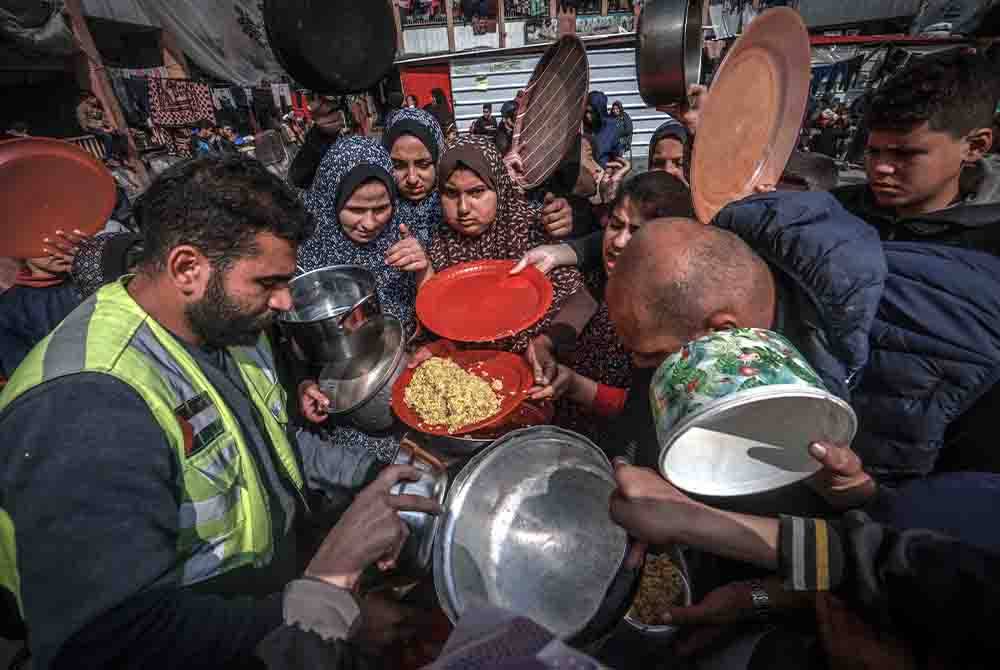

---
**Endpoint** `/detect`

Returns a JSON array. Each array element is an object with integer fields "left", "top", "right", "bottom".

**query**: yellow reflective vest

[{"left": 0, "top": 279, "right": 304, "bottom": 616}]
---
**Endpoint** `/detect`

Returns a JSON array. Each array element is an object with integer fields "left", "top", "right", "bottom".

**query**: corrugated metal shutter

[{"left": 450, "top": 46, "right": 672, "bottom": 158}]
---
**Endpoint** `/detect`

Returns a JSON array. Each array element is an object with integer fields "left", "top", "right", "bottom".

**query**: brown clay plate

[
  {"left": 690, "top": 8, "right": 811, "bottom": 224},
  {"left": 0, "top": 138, "right": 116, "bottom": 259},
  {"left": 509, "top": 36, "right": 589, "bottom": 190}
]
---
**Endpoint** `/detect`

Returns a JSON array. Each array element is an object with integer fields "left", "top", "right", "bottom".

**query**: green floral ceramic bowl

[{"left": 650, "top": 328, "right": 856, "bottom": 497}]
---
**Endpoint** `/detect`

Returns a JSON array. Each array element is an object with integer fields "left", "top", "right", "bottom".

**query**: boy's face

[{"left": 865, "top": 121, "right": 989, "bottom": 216}]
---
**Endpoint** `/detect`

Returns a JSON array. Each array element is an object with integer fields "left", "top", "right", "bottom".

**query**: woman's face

[
  {"left": 603, "top": 196, "right": 642, "bottom": 275},
  {"left": 441, "top": 167, "right": 498, "bottom": 238},
  {"left": 391, "top": 134, "right": 436, "bottom": 202},
  {"left": 406, "top": 96, "right": 417, "bottom": 108},
  {"left": 650, "top": 136, "right": 687, "bottom": 185},
  {"left": 339, "top": 179, "right": 394, "bottom": 244},
  {"left": 612, "top": 103, "right": 622, "bottom": 116}
]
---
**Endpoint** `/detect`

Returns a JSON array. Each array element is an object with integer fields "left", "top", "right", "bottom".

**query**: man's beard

[{"left": 186, "top": 271, "right": 275, "bottom": 348}]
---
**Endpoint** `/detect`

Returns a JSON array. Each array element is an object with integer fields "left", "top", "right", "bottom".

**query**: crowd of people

[{"left": 1, "top": 38, "right": 1000, "bottom": 670}]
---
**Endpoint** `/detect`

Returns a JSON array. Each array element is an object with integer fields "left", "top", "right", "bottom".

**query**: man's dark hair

[
  {"left": 781, "top": 150, "right": 839, "bottom": 192},
  {"left": 613, "top": 171, "right": 696, "bottom": 221},
  {"left": 135, "top": 155, "right": 314, "bottom": 271},
  {"left": 867, "top": 49, "right": 998, "bottom": 138},
  {"left": 483, "top": 103, "right": 492, "bottom": 111},
  {"left": 431, "top": 88, "right": 448, "bottom": 107}
]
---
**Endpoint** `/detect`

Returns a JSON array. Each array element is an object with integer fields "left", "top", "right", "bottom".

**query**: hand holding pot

[
  {"left": 805, "top": 441, "right": 876, "bottom": 511},
  {"left": 305, "top": 465, "right": 443, "bottom": 591},
  {"left": 657, "top": 84, "right": 707, "bottom": 136}
]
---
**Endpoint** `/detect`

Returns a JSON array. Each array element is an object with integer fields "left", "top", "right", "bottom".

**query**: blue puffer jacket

[{"left": 715, "top": 191, "right": 1000, "bottom": 482}]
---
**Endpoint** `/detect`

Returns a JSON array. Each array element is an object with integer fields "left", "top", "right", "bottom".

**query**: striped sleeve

[{"left": 778, "top": 515, "right": 845, "bottom": 592}]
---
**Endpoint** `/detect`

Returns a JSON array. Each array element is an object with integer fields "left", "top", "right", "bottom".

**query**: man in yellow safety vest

[{"left": 0, "top": 155, "right": 439, "bottom": 668}]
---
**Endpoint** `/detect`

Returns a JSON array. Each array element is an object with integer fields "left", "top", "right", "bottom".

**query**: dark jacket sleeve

[
  {"left": 255, "top": 579, "right": 369, "bottom": 670},
  {"left": 0, "top": 374, "right": 283, "bottom": 669},
  {"left": 0, "top": 284, "right": 81, "bottom": 378},
  {"left": 288, "top": 127, "right": 338, "bottom": 190},
  {"left": 779, "top": 512, "right": 1000, "bottom": 660},
  {"left": 567, "top": 195, "right": 599, "bottom": 239},
  {"left": 563, "top": 230, "right": 604, "bottom": 275}
]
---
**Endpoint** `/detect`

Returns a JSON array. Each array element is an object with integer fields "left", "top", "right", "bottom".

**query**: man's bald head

[{"left": 606, "top": 218, "right": 776, "bottom": 368}]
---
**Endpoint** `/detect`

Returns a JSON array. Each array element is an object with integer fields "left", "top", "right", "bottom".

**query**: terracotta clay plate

[
  {"left": 509, "top": 36, "right": 589, "bottom": 190},
  {"left": 416, "top": 260, "right": 553, "bottom": 343},
  {"left": 690, "top": 8, "right": 811, "bottom": 224},
  {"left": 0, "top": 138, "right": 116, "bottom": 259},
  {"left": 391, "top": 349, "right": 534, "bottom": 436}
]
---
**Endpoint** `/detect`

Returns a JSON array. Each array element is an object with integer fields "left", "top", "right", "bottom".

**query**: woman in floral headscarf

[
  {"left": 425, "top": 135, "right": 584, "bottom": 354},
  {"left": 296, "top": 136, "right": 430, "bottom": 461},
  {"left": 381, "top": 107, "right": 445, "bottom": 242}
]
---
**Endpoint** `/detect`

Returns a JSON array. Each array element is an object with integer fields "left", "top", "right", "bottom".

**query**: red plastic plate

[
  {"left": 391, "top": 349, "right": 534, "bottom": 436},
  {"left": 0, "top": 138, "right": 116, "bottom": 259},
  {"left": 416, "top": 260, "right": 554, "bottom": 342}
]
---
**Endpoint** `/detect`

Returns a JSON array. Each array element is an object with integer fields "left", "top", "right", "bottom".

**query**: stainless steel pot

[
  {"left": 622, "top": 547, "right": 693, "bottom": 643},
  {"left": 318, "top": 315, "right": 407, "bottom": 433},
  {"left": 636, "top": 0, "right": 704, "bottom": 107},
  {"left": 434, "top": 427, "right": 638, "bottom": 645},
  {"left": 278, "top": 265, "right": 382, "bottom": 364},
  {"left": 390, "top": 441, "right": 448, "bottom": 576}
]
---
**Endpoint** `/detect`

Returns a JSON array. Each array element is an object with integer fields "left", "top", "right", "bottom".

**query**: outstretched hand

[{"left": 805, "top": 441, "right": 876, "bottom": 511}]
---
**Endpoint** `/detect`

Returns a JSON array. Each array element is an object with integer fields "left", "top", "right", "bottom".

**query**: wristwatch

[{"left": 749, "top": 579, "right": 772, "bottom": 620}]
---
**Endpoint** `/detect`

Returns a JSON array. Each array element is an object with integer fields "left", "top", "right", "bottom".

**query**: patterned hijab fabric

[
  {"left": 429, "top": 135, "right": 584, "bottom": 354},
  {"left": 300, "top": 135, "right": 426, "bottom": 339},
  {"left": 382, "top": 108, "right": 445, "bottom": 244},
  {"left": 300, "top": 136, "right": 423, "bottom": 464}
]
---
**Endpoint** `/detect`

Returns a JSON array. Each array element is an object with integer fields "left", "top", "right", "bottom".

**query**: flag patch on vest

[{"left": 175, "top": 393, "right": 224, "bottom": 458}]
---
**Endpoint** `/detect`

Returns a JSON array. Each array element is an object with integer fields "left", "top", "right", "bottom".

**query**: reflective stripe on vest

[{"left": 0, "top": 280, "right": 304, "bottom": 612}]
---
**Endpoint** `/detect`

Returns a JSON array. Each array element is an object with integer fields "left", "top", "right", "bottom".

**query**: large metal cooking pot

[
  {"left": 262, "top": 0, "right": 397, "bottom": 94},
  {"left": 433, "top": 427, "right": 639, "bottom": 647},
  {"left": 636, "top": 0, "right": 704, "bottom": 107},
  {"left": 278, "top": 265, "right": 382, "bottom": 364},
  {"left": 319, "top": 315, "right": 407, "bottom": 434}
]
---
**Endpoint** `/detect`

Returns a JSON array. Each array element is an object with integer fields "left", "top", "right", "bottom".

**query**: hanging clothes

[
  {"left": 107, "top": 71, "right": 143, "bottom": 126},
  {"left": 148, "top": 78, "right": 215, "bottom": 127},
  {"left": 271, "top": 83, "right": 292, "bottom": 114},
  {"left": 291, "top": 91, "right": 312, "bottom": 120},
  {"left": 252, "top": 87, "right": 279, "bottom": 131},
  {"left": 211, "top": 87, "right": 237, "bottom": 111},
  {"left": 123, "top": 77, "right": 151, "bottom": 123}
]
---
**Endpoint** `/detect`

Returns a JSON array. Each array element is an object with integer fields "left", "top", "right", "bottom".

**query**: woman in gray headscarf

[{"left": 381, "top": 107, "right": 445, "bottom": 243}]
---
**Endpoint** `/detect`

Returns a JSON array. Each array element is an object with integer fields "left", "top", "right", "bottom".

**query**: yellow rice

[{"left": 404, "top": 357, "right": 502, "bottom": 433}]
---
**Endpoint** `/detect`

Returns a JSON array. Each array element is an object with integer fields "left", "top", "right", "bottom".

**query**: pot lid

[
  {"left": 319, "top": 315, "right": 404, "bottom": 415},
  {"left": 508, "top": 36, "right": 589, "bottom": 190},
  {"left": 434, "top": 426, "right": 627, "bottom": 639}
]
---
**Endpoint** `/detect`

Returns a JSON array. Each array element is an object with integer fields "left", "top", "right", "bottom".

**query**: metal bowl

[
  {"left": 434, "top": 426, "right": 630, "bottom": 642},
  {"left": 636, "top": 0, "right": 704, "bottom": 107},
  {"left": 318, "top": 315, "right": 406, "bottom": 434},
  {"left": 390, "top": 442, "right": 448, "bottom": 576},
  {"left": 623, "top": 547, "right": 693, "bottom": 642},
  {"left": 278, "top": 265, "right": 382, "bottom": 364}
]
